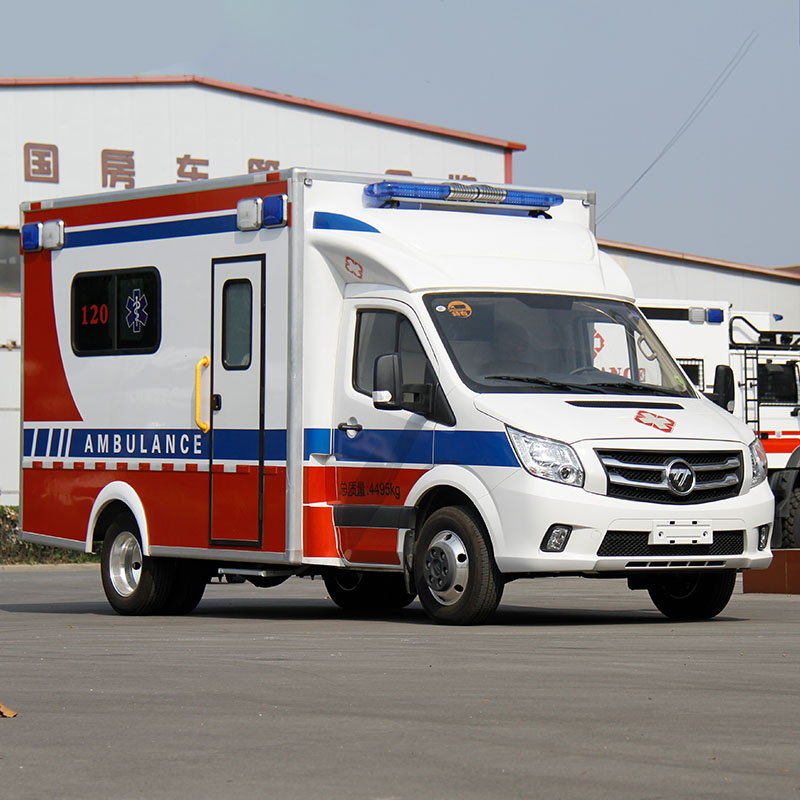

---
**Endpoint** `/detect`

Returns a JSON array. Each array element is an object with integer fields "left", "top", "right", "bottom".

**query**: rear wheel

[
  {"left": 162, "top": 561, "right": 209, "bottom": 614},
  {"left": 100, "top": 511, "right": 174, "bottom": 615},
  {"left": 323, "top": 570, "right": 416, "bottom": 613},
  {"left": 414, "top": 506, "right": 503, "bottom": 625},
  {"left": 647, "top": 570, "right": 737, "bottom": 621},
  {"left": 780, "top": 487, "right": 800, "bottom": 549}
]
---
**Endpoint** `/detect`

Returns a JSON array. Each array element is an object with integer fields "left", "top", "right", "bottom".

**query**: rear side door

[
  {"left": 209, "top": 255, "right": 265, "bottom": 546},
  {"left": 331, "top": 300, "right": 437, "bottom": 566}
]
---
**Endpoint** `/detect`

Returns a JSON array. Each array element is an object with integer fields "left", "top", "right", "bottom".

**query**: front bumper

[{"left": 487, "top": 466, "right": 775, "bottom": 575}]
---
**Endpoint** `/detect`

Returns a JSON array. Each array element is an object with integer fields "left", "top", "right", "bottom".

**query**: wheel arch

[
  {"left": 87, "top": 482, "right": 150, "bottom": 554},
  {"left": 406, "top": 466, "right": 503, "bottom": 551}
]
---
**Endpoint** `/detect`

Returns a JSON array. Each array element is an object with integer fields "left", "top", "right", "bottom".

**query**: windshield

[{"left": 424, "top": 292, "right": 695, "bottom": 397}]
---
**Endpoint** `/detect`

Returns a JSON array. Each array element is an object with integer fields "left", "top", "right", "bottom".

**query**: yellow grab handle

[{"left": 195, "top": 356, "right": 210, "bottom": 433}]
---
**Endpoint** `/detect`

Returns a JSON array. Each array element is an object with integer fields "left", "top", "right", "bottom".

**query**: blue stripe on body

[
  {"left": 333, "top": 428, "right": 518, "bottom": 468},
  {"left": 334, "top": 428, "right": 434, "bottom": 464},
  {"left": 24, "top": 426, "right": 518, "bottom": 468},
  {"left": 34, "top": 433, "right": 48, "bottom": 458},
  {"left": 65, "top": 214, "right": 238, "bottom": 248},
  {"left": 23, "top": 429, "right": 35, "bottom": 458},
  {"left": 434, "top": 430, "right": 518, "bottom": 467},
  {"left": 313, "top": 212, "right": 380, "bottom": 233},
  {"left": 69, "top": 429, "right": 209, "bottom": 460}
]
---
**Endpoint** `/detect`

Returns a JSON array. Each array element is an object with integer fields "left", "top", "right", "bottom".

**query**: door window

[
  {"left": 222, "top": 279, "right": 252, "bottom": 370},
  {"left": 353, "top": 310, "right": 432, "bottom": 394}
]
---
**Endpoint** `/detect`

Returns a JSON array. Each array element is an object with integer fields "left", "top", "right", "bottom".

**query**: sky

[{"left": 4, "top": 0, "right": 799, "bottom": 267}]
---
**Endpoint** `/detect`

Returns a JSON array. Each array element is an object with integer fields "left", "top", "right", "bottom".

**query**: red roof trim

[
  {"left": 598, "top": 238, "right": 800, "bottom": 282},
  {"left": 0, "top": 75, "right": 526, "bottom": 152}
]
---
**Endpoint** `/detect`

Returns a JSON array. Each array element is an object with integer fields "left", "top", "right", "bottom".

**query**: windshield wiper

[
  {"left": 485, "top": 375, "right": 605, "bottom": 393},
  {"left": 585, "top": 381, "right": 686, "bottom": 397}
]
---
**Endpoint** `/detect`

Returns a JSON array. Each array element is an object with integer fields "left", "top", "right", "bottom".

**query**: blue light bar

[
  {"left": 706, "top": 308, "right": 724, "bottom": 324},
  {"left": 364, "top": 181, "right": 564, "bottom": 209},
  {"left": 21, "top": 222, "right": 42, "bottom": 252}
]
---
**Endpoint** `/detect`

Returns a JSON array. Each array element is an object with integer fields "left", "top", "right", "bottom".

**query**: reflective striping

[{"left": 23, "top": 425, "right": 519, "bottom": 468}]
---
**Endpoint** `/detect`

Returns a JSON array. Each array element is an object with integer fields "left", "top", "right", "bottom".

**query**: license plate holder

[{"left": 649, "top": 520, "right": 713, "bottom": 546}]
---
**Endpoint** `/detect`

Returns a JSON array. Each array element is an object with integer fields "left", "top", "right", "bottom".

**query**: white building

[
  {"left": 601, "top": 240, "right": 800, "bottom": 330},
  {"left": 0, "top": 74, "right": 526, "bottom": 504}
]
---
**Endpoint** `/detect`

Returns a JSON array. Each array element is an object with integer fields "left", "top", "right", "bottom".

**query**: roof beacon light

[{"left": 364, "top": 181, "right": 564, "bottom": 210}]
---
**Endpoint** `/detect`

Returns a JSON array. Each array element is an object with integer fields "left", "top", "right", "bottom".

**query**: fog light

[
  {"left": 757, "top": 524, "right": 771, "bottom": 551},
  {"left": 542, "top": 525, "right": 572, "bottom": 552}
]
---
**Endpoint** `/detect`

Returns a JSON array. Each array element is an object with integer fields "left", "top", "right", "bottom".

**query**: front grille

[
  {"left": 597, "top": 530, "right": 745, "bottom": 557},
  {"left": 596, "top": 449, "right": 743, "bottom": 504}
]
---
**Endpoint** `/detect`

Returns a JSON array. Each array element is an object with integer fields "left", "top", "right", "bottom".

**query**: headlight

[
  {"left": 506, "top": 427, "right": 584, "bottom": 487},
  {"left": 749, "top": 438, "right": 768, "bottom": 487}
]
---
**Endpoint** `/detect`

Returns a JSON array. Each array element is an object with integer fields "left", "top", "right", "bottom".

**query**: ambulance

[
  {"left": 19, "top": 169, "right": 773, "bottom": 624},
  {"left": 640, "top": 299, "right": 800, "bottom": 549}
]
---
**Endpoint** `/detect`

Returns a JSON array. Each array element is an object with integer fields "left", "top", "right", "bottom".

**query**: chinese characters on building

[
  {"left": 23, "top": 143, "right": 59, "bottom": 183},
  {"left": 101, "top": 149, "right": 135, "bottom": 189},
  {"left": 23, "top": 144, "right": 478, "bottom": 188},
  {"left": 23, "top": 143, "right": 282, "bottom": 189}
]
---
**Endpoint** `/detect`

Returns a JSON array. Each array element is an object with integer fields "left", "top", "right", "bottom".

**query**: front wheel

[
  {"left": 100, "top": 511, "right": 174, "bottom": 615},
  {"left": 647, "top": 570, "right": 737, "bottom": 621},
  {"left": 414, "top": 506, "right": 503, "bottom": 625}
]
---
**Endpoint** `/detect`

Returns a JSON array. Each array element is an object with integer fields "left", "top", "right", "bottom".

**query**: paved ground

[{"left": 0, "top": 565, "right": 798, "bottom": 800}]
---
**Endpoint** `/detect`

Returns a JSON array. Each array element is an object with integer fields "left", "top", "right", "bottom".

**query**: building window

[
  {"left": 0, "top": 231, "right": 21, "bottom": 293},
  {"left": 71, "top": 268, "right": 161, "bottom": 355}
]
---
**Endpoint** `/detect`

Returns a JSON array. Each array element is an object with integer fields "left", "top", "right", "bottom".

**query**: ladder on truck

[{"left": 729, "top": 315, "right": 800, "bottom": 433}]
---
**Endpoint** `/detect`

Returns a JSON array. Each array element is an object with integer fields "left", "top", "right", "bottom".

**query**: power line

[{"left": 598, "top": 31, "right": 759, "bottom": 225}]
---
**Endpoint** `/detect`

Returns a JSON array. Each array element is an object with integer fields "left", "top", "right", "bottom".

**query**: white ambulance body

[
  {"left": 20, "top": 169, "right": 773, "bottom": 624},
  {"left": 641, "top": 299, "right": 800, "bottom": 548}
]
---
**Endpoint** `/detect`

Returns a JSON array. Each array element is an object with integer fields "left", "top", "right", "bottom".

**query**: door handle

[
  {"left": 337, "top": 420, "right": 363, "bottom": 436},
  {"left": 212, "top": 394, "right": 222, "bottom": 412},
  {"left": 195, "top": 356, "right": 210, "bottom": 433}
]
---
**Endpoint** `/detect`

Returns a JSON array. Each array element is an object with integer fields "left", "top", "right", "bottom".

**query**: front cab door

[{"left": 331, "top": 300, "right": 438, "bottom": 566}]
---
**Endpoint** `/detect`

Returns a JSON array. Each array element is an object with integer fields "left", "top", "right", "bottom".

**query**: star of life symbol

[
  {"left": 634, "top": 409, "right": 675, "bottom": 433},
  {"left": 125, "top": 289, "right": 148, "bottom": 333}
]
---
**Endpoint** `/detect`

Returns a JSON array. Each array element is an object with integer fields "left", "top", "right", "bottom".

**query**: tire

[
  {"left": 100, "top": 511, "right": 174, "bottom": 615},
  {"left": 780, "top": 487, "right": 800, "bottom": 549},
  {"left": 323, "top": 570, "right": 416, "bottom": 613},
  {"left": 162, "top": 561, "right": 209, "bottom": 615},
  {"left": 647, "top": 570, "right": 737, "bottom": 621},
  {"left": 413, "top": 506, "right": 503, "bottom": 625}
]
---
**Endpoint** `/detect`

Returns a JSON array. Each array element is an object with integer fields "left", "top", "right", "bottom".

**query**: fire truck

[
  {"left": 19, "top": 169, "right": 773, "bottom": 624},
  {"left": 641, "top": 299, "right": 800, "bottom": 548}
]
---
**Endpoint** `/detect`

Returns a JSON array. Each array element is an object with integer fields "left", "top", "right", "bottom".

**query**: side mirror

[
  {"left": 372, "top": 353, "right": 456, "bottom": 426},
  {"left": 705, "top": 364, "right": 735, "bottom": 412},
  {"left": 373, "top": 353, "right": 403, "bottom": 410}
]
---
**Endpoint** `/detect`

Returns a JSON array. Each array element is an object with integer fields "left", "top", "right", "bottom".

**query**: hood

[{"left": 473, "top": 393, "right": 753, "bottom": 446}]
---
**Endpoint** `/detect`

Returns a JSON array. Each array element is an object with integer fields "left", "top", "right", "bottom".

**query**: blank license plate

[{"left": 649, "top": 520, "right": 713, "bottom": 546}]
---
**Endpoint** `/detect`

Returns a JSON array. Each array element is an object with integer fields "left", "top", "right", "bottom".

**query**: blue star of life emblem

[{"left": 125, "top": 289, "right": 149, "bottom": 333}]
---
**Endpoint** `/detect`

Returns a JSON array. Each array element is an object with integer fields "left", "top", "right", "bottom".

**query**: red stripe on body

[
  {"left": 302, "top": 506, "right": 339, "bottom": 559},
  {"left": 22, "top": 250, "right": 82, "bottom": 422},
  {"left": 24, "top": 181, "right": 289, "bottom": 227},
  {"left": 761, "top": 438, "right": 800, "bottom": 454},
  {"left": 339, "top": 527, "right": 401, "bottom": 566}
]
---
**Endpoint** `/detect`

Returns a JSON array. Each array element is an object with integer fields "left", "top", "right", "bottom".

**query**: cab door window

[{"left": 353, "top": 310, "right": 432, "bottom": 395}]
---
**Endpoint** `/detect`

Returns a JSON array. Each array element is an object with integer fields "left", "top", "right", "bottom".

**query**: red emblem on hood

[{"left": 635, "top": 409, "right": 675, "bottom": 432}]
